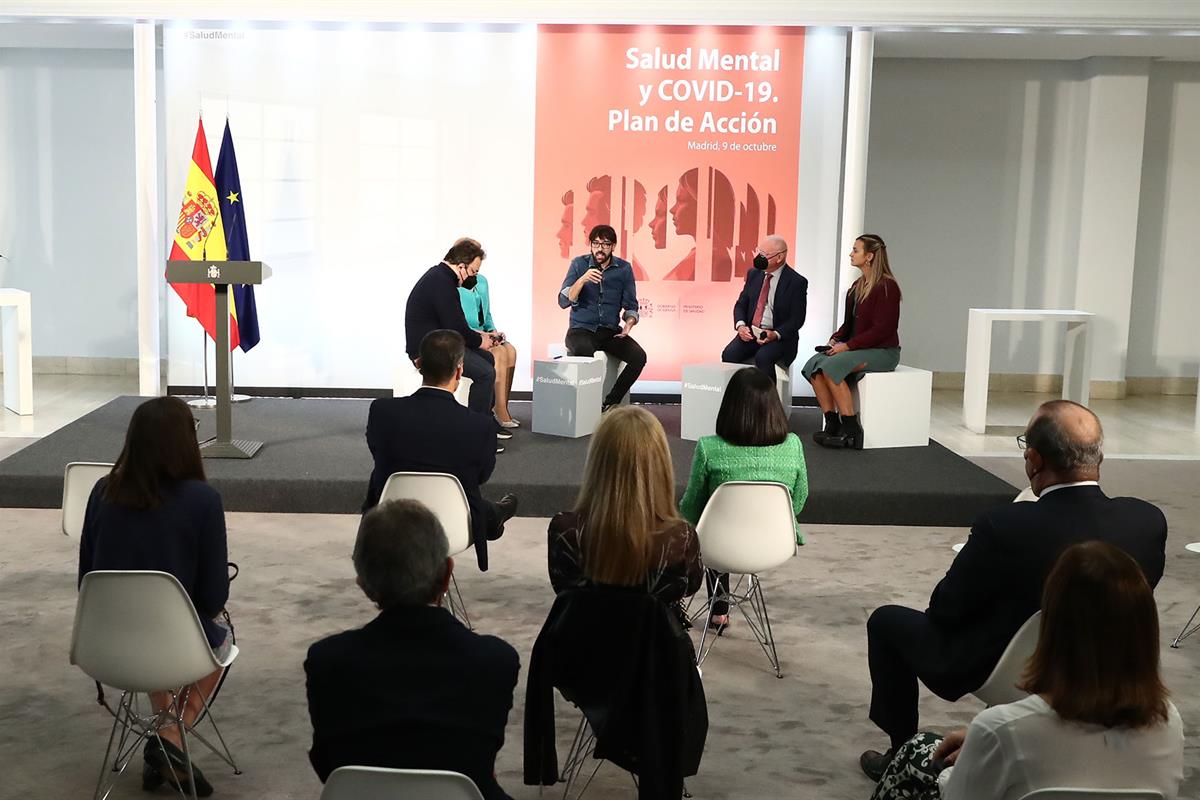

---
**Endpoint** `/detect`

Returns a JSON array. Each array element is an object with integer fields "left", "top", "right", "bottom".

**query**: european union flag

[{"left": 214, "top": 120, "right": 261, "bottom": 352}]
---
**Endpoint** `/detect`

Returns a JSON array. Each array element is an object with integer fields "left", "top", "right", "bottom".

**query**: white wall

[
  {"left": 865, "top": 56, "right": 1199, "bottom": 382},
  {"left": 1128, "top": 61, "right": 1200, "bottom": 380},
  {"left": 864, "top": 57, "right": 1087, "bottom": 375},
  {"left": 0, "top": 47, "right": 140, "bottom": 359}
]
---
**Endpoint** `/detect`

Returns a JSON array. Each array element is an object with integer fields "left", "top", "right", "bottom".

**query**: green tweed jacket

[{"left": 679, "top": 432, "right": 808, "bottom": 545}]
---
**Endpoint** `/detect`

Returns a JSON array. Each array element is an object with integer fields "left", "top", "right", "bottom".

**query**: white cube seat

[
  {"left": 850, "top": 365, "right": 932, "bottom": 449},
  {"left": 547, "top": 343, "right": 629, "bottom": 405}
]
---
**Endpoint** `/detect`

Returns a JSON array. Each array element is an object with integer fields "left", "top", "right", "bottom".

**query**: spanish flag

[{"left": 168, "top": 118, "right": 240, "bottom": 350}]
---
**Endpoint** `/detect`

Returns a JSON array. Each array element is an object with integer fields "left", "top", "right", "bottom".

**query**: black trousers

[
  {"left": 704, "top": 569, "right": 730, "bottom": 616},
  {"left": 461, "top": 347, "right": 497, "bottom": 415},
  {"left": 720, "top": 336, "right": 797, "bottom": 382},
  {"left": 866, "top": 605, "right": 964, "bottom": 751},
  {"left": 565, "top": 327, "right": 647, "bottom": 405}
]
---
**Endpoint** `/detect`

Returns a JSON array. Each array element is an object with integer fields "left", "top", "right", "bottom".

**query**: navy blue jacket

[
  {"left": 731, "top": 264, "right": 808, "bottom": 344},
  {"left": 306, "top": 605, "right": 519, "bottom": 800},
  {"left": 364, "top": 387, "right": 498, "bottom": 570},
  {"left": 558, "top": 254, "right": 639, "bottom": 332},
  {"left": 406, "top": 263, "right": 484, "bottom": 358},
  {"left": 924, "top": 485, "right": 1167, "bottom": 698},
  {"left": 79, "top": 478, "right": 229, "bottom": 648}
]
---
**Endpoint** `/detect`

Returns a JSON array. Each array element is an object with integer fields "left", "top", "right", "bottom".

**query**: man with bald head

[
  {"left": 721, "top": 235, "right": 807, "bottom": 381},
  {"left": 858, "top": 400, "right": 1168, "bottom": 781}
]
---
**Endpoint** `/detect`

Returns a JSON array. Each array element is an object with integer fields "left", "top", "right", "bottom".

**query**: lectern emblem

[{"left": 207, "top": 264, "right": 221, "bottom": 280}]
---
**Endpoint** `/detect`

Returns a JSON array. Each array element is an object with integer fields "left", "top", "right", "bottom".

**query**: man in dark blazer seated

[
  {"left": 405, "top": 238, "right": 509, "bottom": 436},
  {"left": 720, "top": 235, "right": 808, "bottom": 381},
  {"left": 364, "top": 329, "right": 518, "bottom": 571},
  {"left": 859, "top": 400, "right": 1168, "bottom": 780},
  {"left": 306, "top": 499, "right": 520, "bottom": 800}
]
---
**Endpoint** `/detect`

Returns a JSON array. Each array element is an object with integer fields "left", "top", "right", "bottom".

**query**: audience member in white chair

[
  {"left": 858, "top": 400, "right": 1168, "bottom": 782},
  {"left": 305, "top": 499, "right": 520, "bottom": 800},
  {"left": 548, "top": 405, "right": 702, "bottom": 606},
  {"left": 801, "top": 233, "right": 902, "bottom": 450},
  {"left": 679, "top": 367, "right": 808, "bottom": 632},
  {"left": 870, "top": 541, "right": 1184, "bottom": 800},
  {"left": 457, "top": 239, "right": 520, "bottom": 428},
  {"left": 78, "top": 396, "right": 231, "bottom": 797}
]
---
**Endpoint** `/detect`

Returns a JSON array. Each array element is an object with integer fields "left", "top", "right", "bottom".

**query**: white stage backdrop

[{"left": 164, "top": 23, "right": 846, "bottom": 394}]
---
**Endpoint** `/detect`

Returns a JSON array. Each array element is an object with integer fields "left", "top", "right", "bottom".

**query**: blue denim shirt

[{"left": 557, "top": 254, "right": 640, "bottom": 332}]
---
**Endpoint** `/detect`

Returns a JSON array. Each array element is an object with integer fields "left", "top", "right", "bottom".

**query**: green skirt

[{"left": 801, "top": 346, "right": 900, "bottom": 385}]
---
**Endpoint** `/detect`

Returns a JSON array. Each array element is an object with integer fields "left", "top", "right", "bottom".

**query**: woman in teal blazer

[
  {"left": 680, "top": 367, "right": 808, "bottom": 629},
  {"left": 459, "top": 270, "right": 519, "bottom": 426}
]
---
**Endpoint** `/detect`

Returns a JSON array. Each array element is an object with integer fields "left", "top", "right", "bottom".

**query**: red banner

[{"left": 532, "top": 25, "right": 806, "bottom": 380}]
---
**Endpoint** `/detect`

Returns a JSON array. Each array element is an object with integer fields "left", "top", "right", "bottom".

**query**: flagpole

[
  {"left": 230, "top": 346, "right": 251, "bottom": 403},
  {"left": 188, "top": 328, "right": 216, "bottom": 410}
]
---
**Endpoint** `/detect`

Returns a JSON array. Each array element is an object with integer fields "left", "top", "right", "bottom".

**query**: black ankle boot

[
  {"left": 838, "top": 414, "right": 864, "bottom": 450},
  {"left": 812, "top": 411, "right": 841, "bottom": 445}
]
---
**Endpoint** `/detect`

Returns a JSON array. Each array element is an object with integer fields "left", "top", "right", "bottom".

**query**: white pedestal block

[
  {"left": 393, "top": 359, "right": 471, "bottom": 407},
  {"left": 548, "top": 343, "right": 629, "bottom": 405},
  {"left": 533, "top": 356, "right": 606, "bottom": 437},
  {"left": 681, "top": 363, "right": 746, "bottom": 441},
  {"left": 0, "top": 289, "right": 33, "bottom": 415},
  {"left": 852, "top": 365, "right": 932, "bottom": 449}
]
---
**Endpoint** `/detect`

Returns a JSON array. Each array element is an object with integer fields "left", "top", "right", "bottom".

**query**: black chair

[{"left": 524, "top": 585, "right": 707, "bottom": 800}]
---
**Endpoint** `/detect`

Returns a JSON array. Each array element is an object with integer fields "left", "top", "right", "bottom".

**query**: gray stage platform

[{"left": 0, "top": 396, "right": 1017, "bottom": 526}]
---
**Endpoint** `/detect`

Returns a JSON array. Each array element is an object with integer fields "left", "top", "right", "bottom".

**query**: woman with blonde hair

[
  {"left": 548, "top": 405, "right": 702, "bottom": 603},
  {"left": 802, "top": 233, "right": 902, "bottom": 450}
]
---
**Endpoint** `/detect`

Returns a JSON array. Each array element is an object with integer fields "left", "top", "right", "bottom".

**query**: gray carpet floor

[{"left": 1, "top": 457, "right": 1197, "bottom": 800}]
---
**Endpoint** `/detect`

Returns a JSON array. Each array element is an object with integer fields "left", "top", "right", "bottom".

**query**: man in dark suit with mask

[
  {"left": 720, "top": 235, "right": 808, "bottom": 381},
  {"left": 405, "top": 238, "right": 508, "bottom": 433}
]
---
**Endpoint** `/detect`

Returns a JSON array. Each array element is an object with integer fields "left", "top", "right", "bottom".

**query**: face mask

[
  {"left": 753, "top": 253, "right": 769, "bottom": 271},
  {"left": 462, "top": 275, "right": 478, "bottom": 290}
]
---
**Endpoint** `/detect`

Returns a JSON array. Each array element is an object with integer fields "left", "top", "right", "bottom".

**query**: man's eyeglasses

[
  {"left": 590, "top": 240, "right": 615, "bottom": 250},
  {"left": 1016, "top": 434, "right": 1027, "bottom": 450}
]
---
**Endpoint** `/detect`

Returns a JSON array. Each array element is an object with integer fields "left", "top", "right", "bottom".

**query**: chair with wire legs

[
  {"left": 70, "top": 571, "right": 240, "bottom": 800},
  {"left": 1170, "top": 543, "right": 1200, "bottom": 648},
  {"left": 524, "top": 586, "right": 706, "bottom": 800},
  {"left": 380, "top": 472, "right": 475, "bottom": 628},
  {"left": 692, "top": 481, "right": 797, "bottom": 678},
  {"left": 319, "top": 766, "right": 484, "bottom": 800}
]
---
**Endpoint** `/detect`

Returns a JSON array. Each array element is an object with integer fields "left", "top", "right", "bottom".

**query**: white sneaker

[{"left": 498, "top": 418, "right": 520, "bottom": 428}]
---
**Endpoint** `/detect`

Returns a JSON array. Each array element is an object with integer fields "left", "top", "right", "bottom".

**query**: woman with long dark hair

[
  {"left": 78, "top": 396, "right": 231, "bottom": 797},
  {"left": 679, "top": 367, "right": 808, "bottom": 631},
  {"left": 870, "top": 540, "right": 1184, "bottom": 800}
]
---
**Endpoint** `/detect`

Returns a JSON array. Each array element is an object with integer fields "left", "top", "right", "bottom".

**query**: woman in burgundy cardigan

[{"left": 801, "top": 233, "right": 902, "bottom": 449}]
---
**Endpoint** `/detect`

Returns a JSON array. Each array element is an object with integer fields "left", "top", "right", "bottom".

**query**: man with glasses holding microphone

[{"left": 558, "top": 224, "right": 646, "bottom": 412}]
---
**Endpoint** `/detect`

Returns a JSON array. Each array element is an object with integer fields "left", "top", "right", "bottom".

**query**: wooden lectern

[{"left": 166, "top": 260, "right": 267, "bottom": 458}]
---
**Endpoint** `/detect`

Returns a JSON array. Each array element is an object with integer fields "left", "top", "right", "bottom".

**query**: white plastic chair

[
  {"left": 694, "top": 481, "right": 797, "bottom": 677},
  {"left": 62, "top": 462, "right": 114, "bottom": 538},
  {"left": 972, "top": 611, "right": 1041, "bottom": 707},
  {"left": 1019, "top": 789, "right": 1165, "bottom": 800},
  {"left": 379, "top": 472, "right": 474, "bottom": 628},
  {"left": 320, "top": 767, "right": 484, "bottom": 800},
  {"left": 1170, "top": 542, "right": 1200, "bottom": 648},
  {"left": 394, "top": 359, "right": 472, "bottom": 406},
  {"left": 70, "top": 571, "right": 240, "bottom": 800}
]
